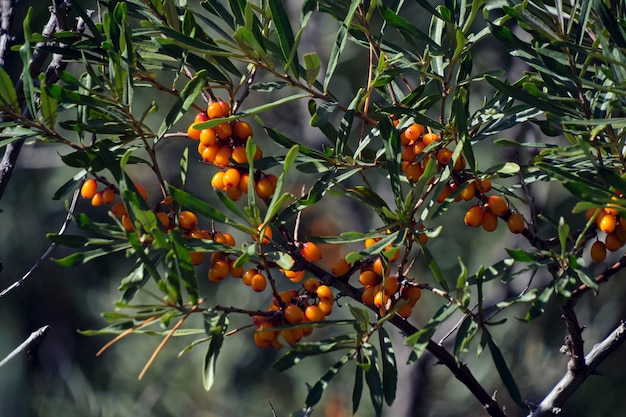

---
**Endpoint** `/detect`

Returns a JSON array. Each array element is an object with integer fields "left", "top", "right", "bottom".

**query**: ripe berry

[
  {"left": 300, "top": 242, "right": 323, "bottom": 262},
  {"left": 251, "top": 273, "right": 267, "bottom": 292},
  {"left": 459, "top": 182, "right": 475, "bottom": 201},
  {"left": 475, "top": 178, "right": 492, "bottom": 193},
  {"left": 213, "top": 146, "right": 233, "bottom": 168},
  {"left": 303, "top": 278, "right": 320, "bottom": 293},
  {"left": 397, "top": 302, "right": 413, "bottom": 319},
  {"left": 401, "top": 145, "right": 416, "bottom": 162},
  {"left": 102, "top": 188, "right": 115, "bottom": 204},
  {"left": 422, "top": 132, "right": 439, "bottom": 145},
  {"left": 605, "top": 232, "right": 623, "bottom": 252},
  {"left": 403, "top": 162, "right": 423, "bottom": 182},
  {"left": 199, "top": 128, "right": 218, "bottom": 146},
  {"left": 383, "top": 276, "right": 400, "bottom": 295},
  {"left": 507, "top": 213, "right": 525, "bottom": 234},
  {"left": 413, "top": 141, "right": 426, "bottom": 156},
  {"left": 331, "top": 259, "right": 351, "bottom": 276},
  {"left": 234, "top": 120, "right": 253, "bottom": 142},
  {"left": 281, "top": 328, "right": 303, "bottom": 346},
  {"left": 178, "top": 211, "right": 198, "bottom": 230},
  {"left": 187, "top": 123, "right": 202, "bottom": 140},
  {"left": 81, "top": 179, "right": 98, "bottom": 199},
  {"left": 211, "top": 171, "right": 226, "bottom": 190},
  {"left": 190, "top": 252, "right": 205, "bottom": 266},
  {"left": 403, "top": 286, "right": 422, "bottom": 305},
  {"left": 242, "top": 268, "right": 257, "bottom": 286},
  {"left": 316, "top": 285, "right": 333, "bottom": 301},
  {"left": 201, "top": 144, "right": 219, "bottom": 163},
  {"left": 284, "top": 305, "right": 304, "bottom": 324},
  {"left": 257, "top": 223, "right": 272, "bottom": 244},
  {"left": 404, "top": 123, "right": 425, "bottom": 143},
  {"left": 361, "top": 285, "right": 377, "bottom": 305},
  {"left": 359, "top": 270, "right": 380, "bottom": 286},
  {"left": 435, "top": 183, "right": 452, "bottom": 203},
  {"left": 121, "top": 214, "right": 133, "bottom": 231},
  {"left": 91, "top": 192, "right": 104, "bottom": 207},
  {"left": 214, "top": 122, "right": 233, "bottom": 140},
  {"left": 317, "top": 299, "right": 333, "bottom": 316},
  {"left": 304, "top": 305, "right": 325, "bottom": 322},
  {"left": 223, "top": 168, "right": 241, "bottom": 189},
  {"left": 231, "top": 146, "right": 248, "bottom": 164},
  {"left": 481, "top": 211, "right": 498, "bottom": 232},
  {"left": 598, "top": 212, "right": 617, "bottom": 234},
  {"left": 464, "top": 205, "right": 484, "bottom": 227},
  {"left": 111, "top": 202, "right": 127, "bottom": 217},
  {"left": 135, "top": 185, "right": 148, "bottom": 200},
  {"left": 255, "top": 177, "right": 274, "bottom": 199},
  {"left": 436, "top": 148, "right": 453, "bottom": 165},
  {"left": 590, "top": 240, "right": 607, "bottom": 262},
  {"left": 487, "top": 195, "right": 509, "bottom": 217},
  {"left": 373, "top": 290, "right": 386, "bottom": 308},
  {"left": 283, "top": 269, "right": 305, "bottom": 283},
  {"left": 207, "top": 100, "right": 227, "bottom": 119}
]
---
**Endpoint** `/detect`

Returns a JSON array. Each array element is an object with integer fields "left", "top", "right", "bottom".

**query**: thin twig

[
  {"left": 0, "top": 185, "right": 81, "bottom": 298},
  {"left": 0, "top": 325, "right": 50, "bottom": 367},
  {"left": 561, "top": 303, "right": 586, "bottom": 374}
]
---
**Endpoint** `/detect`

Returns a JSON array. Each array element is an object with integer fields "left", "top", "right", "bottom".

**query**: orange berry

[
  {"left": 213, "top": 145, "right": 233, "bottom": 168},
  {"left": 283, "top": 269, "right": 305, "bottom": 283},
  {"left": 101, "top": 188, "right": 115, "bottom": 204},
  {"left": 255, "top": 177, "right": 274, "bottom": 199},
  {"left": 316, "top": 285, "right": 333, "bottom": 301},
  {"left": 135, "top": 185, "right": 148, "bottom": 201},
  {"left": 229, "top": 259, "right": 244, "bottom": 278},
  {"left": 403, "top": 286, "right": 422, "bottom": 305},
  {"left": 585, "top": 208, "right": 600, "bottom": 221},
  {"left": 403, "top": 162, "right": 423, "bottom": 182},
  {"left": 481, "top": 211, "right": 498, "bottom": 232},
  {"left": 303, "top": 278, "right": 320, "bottom": 293},
  {"left": 507, "top": 213, "right": 525, "bottom": 234},
  {"left": 475, "top": 178, "right": 492, "bottom": 193},
  {"left": 239, "top": 172, "right": 252, "bottom": 193},
  {"left": 397, "top": 302, "right": 413, "bottom": 318},
  {"left": 401, "top": 145, "right": 416, "bottom": 162},
  {"left": 178, "top": 211, "right": 198, "bottom": 230},
  {"left": 404, "top": 123, "right": 425, "bottom": 143},
  {"left": 598, "top": 212, "right": 617, "bottom": 234},
  {"left": 242, "top": 268, "right": 256, "bottom": 286},
  {"left": 383, "top": 276, "right": 400, "bottom": 296},
  {"left": 187, "top": 123, "right": 202, "bottom": 140},
  {"left": 207, "top": 101, "right": 227, "bottom": 119},
  {"left": 422, "top": 132, "right": 439, "bottom": 145},
  {"left": 189, "top": 252, "right": 205, "bottom": 266},
  {"left": 605, "top": 232, "right": 623, "bottom": 252},
  {"left": 413, "top": 140, "right": 426, "bottom": 156},
  {"left": 487, "top": 195, "right": 509, "bottom": 217},
  {"left": 234, "top": 120, "right": 253, "bottom": 142},
  {"left": 121, "top": 213, "right": 133, "bottom": 231},
  {"left": 201, "top": 144, "right": 219, "bottom": 163},
  {"left": 214, "top": 122, "right": 233, "bottom": 140},
  {"left": 373, "top": 290, "right": 386, "bottom": 308},
  {"left": 453, "top": 155, "right": 466, "bottom": 171},
  {"left": 254, "top": 322, "right": 277, "bottom": 348},
  {"left": 111, "top": 202, "right": 127, "bottom": 217},
  {"left": 359, "top": 270, "right": 381, "bottom": 286},
  {"left": 257, "top": 223, "right": 272, "bottom": 244},
  {"left": 281, "top": 328, "right": 303, "bottom": 346},
  {"left": 251, "top": 273, "right": 267, "bottom": 292},
  {"left": 222, "top": 233, "right": 236, "bottom": 246},
  {"left": 304, "top": 305, "right": 325, "bottom": 322},
  {"left": 210, "top": 259, "right": 230, "bottom": 279},
  {"left": 318, "top": 299, "right": 333, "bottom": 316},
  {"left": 464, "top": 205, "right": 484, "bottom": 227},
  {"left": 459, "top": 182, "right": 476, "bottom": 201},
  {"left": 91, "top": 192, "right": 103, "bottom": 207},
  {"left": 284, "top": 305, "right": 304, "bottom": 324},
  {"left": 361, "top": 285, "right": 377, "bottom": 305},
  {"left": 231, "top": 146, "right": 248, "bottom": 164},
  {"left": 226, "top": 185, "right": 242, "bottom": 201},
  {"left": 331, "top": 259, "right": 351, "bottom": 276},
  {"left": 372, "top": 257, "right": 389, "bottom": 277},
  {"left": 81, "top": 179, "right": 98, "bottom": 199},
  {"left": 199, "top": 128, "right": 218, "bottom": 146},
  {"left": 211, "top": 171, "right": 226, "bottom": 190},
  {"left": 436, "top": 148, "right": 453, "bottom": 165},
  {"left": 364, "top": 238, "right": 379, "bottom": 249},
  {"left": 223, "top": 168, "right": 241, "bottom": 189},
  {"left": 590, "top": 240, "right": 607, "bottom": 262},
  {"left": 194, "top": 112, "right": 209, "bottom": 123},
  {"left": 436, "top": 183, "right": 452, "bottom": 203},
  {"left": 300, "top": 242, "right": 323, "bottom": 262}
]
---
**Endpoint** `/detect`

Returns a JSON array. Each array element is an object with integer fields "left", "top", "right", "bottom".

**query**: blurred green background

[{"left": 1, "top": 1, "right": 626, "bottom": 417}]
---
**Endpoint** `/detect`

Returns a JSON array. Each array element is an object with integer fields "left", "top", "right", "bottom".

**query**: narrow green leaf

[
  {"left": 52, "top": 243, "right": 132, "bottom": 267},
  {"left": 363, "top": 346, "right": 383, "bottom": 417},
  {"left": 484, "top": 330, "right": 526, "bottom": 409},
  {"left": 0, "top": 66, "right": 19, "bottom": 111},
  {"left": 268, "top": 0, "right": 299, "bottom": 78},
  {"left": 305, "top": 351, "right": 353, "bottom": 407},
  {"left": 203, "top": 312, "right": 229, "bottom": 391},
  {"left": 170, "top": 230, "right": 199, "bottom": 305},
  {"left": 180, "top": 147, "right": 189, "bottom": 188},
  {"left": 303, "top": 52, "right": 321, "bottom": 87},
  {"left": 157, "top": 70, "right": 207, "bottom": 138},
  {"left": 272, "top": 334, "right": 356, "bottom": 371},
  {"left": 557, "top": 216, "right": 569, "bottom": 257},
  {"left": 378, "top": 327, "right": 397, "bottom": 406},
  {"left": 352, "top": 359, "right": 364, "bottom": 414},
  {"left": 323, "top": 0, "right": 360, "bottom": 92},
  {"left": 379, "top": 118, "right": 403, "bottom": 209},
  {"left": 405, "top": 304, "right": 457, "bottom": 362}
]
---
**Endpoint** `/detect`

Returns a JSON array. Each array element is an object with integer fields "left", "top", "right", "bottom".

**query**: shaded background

[{"left": 1, "top": 1, "right": 626, "bottom": 417}]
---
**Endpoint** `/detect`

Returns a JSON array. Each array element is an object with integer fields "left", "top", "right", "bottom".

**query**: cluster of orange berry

[
  {"left": 187, "top": 99, "right": 278, "bottom": 201},
  {"left": 463, "top": 192, "right": 525, "bottom": 234},
  {"left": 398, "top": 122, "right": 463, "bottom": 183},
  {"left": 253, "top": 245, "right": 333, "bottom": 349},
  {"left": 587, "top": 205, "right": 626, "bottom": 262},
  {"left": 356, "top": 238, "right": 422, "bottom": 318}
]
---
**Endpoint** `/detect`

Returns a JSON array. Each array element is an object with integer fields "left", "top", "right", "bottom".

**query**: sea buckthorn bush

[{"left": 2, "top": 1, "right": 626, "bottom": 417}]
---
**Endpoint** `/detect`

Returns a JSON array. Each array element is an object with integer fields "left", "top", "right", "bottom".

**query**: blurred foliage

[{"left": 2, "top": 1, "right": 626, "bottom": 417}]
